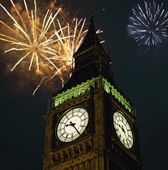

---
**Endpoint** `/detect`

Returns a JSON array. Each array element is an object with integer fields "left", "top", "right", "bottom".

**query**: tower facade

[{"left": 43, "top": 17, "right": 142, "bottom": 170}]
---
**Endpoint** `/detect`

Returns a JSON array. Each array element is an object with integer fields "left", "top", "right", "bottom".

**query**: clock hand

[
  {"left": 66, "top": 121, "right": 75, "bottom": 126},
  {"left": 119, "top": 124, "right": 126, "bottom": 133},
  {"left": 66, "top": 121, "right": 81, "bottom": 135}
]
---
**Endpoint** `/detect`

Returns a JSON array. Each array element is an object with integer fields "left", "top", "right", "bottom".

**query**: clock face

[
  {"left": 56, "top": 107, "right": 89, "bottom": 142},
  {"left": 113, "top": 111, "right": 134, "bottom": 149}
]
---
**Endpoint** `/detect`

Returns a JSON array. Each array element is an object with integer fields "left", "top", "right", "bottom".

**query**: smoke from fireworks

[
  {"left": 127, "top": 1, "right": 168, "bottom": 46},
  {"left": 0, "top": 0, "right": 87, "bottom": 94}
]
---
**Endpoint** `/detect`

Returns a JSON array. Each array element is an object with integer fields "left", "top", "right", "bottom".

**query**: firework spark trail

[{"left": 127, "top": 1, "right": 168, "bottom": 46}]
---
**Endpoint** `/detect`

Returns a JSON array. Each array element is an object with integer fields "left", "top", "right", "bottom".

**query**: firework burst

[
  {"left": 0, "top": 0, "right": 87, "bottom": 94},
  {"left": 127, "top": 1, "right": 168, "bottom": 46},
  {"left": 32, "top": 17, "right": 87, "bottom": 95},
  {"left": 0, "top": 0, "right": 66, "bottom": 71}
]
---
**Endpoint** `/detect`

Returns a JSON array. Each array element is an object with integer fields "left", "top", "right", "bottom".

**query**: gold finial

[{"left": 90, "top": 5, "right": 94, "bottom": 19}]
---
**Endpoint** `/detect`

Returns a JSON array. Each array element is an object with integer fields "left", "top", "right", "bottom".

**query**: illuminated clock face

[
  {"left": 113, "top": 111, "right": 134, "bottom": 149},
  {"left": 56, "top": 107, "right": 89, "bottom": 142}
]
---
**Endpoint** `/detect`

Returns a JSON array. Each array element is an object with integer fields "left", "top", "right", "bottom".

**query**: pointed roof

[
  {"left": 73, "top": 15, "right": 105, "bottom": 58},
  {"left": 52, "top": 15, "right": 115, "bottom": 96}
]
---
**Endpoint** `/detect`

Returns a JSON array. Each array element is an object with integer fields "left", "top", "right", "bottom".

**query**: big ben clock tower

[{"left": 43, "top": 15, "right": 142, "bottom": 170}]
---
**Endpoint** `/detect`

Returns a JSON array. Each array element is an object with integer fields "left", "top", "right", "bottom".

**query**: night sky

[{"left": 0, "top": 0, "right": 168, "bottom": 169}]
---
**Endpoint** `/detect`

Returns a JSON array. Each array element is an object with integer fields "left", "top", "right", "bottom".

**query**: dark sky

[{"left": 1, "top": 0, "right": 168, "bottom": 169}]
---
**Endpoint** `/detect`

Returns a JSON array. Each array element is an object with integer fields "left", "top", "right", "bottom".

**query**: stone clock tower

[{"left": 43, "top": 16, "right": 142, "bottom": 170}]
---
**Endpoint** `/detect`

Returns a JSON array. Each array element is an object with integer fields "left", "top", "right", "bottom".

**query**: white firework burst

[{"left": 127, "top": 1, "right": 168, "bottom": 46}]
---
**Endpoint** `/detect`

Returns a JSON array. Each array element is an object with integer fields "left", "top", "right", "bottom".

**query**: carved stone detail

[{"left": 50, "top": 137, "right": 94, "bottom": 166}]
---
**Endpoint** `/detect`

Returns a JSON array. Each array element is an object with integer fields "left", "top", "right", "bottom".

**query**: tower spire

[
  {"left": 43, "top": 10, "right": 142, "bottom": 170},
  {"left": 90, "top": 5, "right": 94, "bottom": 23}
]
